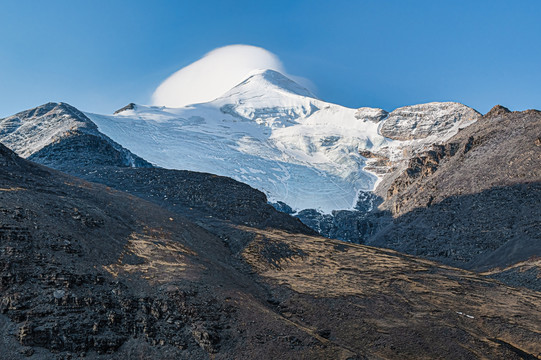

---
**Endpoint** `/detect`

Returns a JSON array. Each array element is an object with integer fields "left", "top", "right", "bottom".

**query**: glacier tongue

[{"left": 86, "top": 70, "right": 480, "bottom": 213}]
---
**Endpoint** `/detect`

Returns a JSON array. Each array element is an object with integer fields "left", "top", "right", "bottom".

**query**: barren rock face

[
  {"left": 380, "top": 102, "right": 481, "bottom": 140},
  {"left": 484, "top": 104, "right": 511, "bottom": 118},
  {"left": 354, "top": 107, "right": 388, "bottom": 123}
]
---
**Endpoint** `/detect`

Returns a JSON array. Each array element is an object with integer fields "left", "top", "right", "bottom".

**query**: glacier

[{"left": 85, "top": 69, "right": 480, "bottom": 213}]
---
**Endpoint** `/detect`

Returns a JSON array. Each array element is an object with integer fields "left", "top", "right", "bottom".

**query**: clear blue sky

[{"left": 1, "top": 0, "right": 540, "bottom": 117}]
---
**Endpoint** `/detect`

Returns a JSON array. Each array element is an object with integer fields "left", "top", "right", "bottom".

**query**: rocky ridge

[
  {"left": 0, "top": 102, "right": 152, "bottom": 171},
  {"left": 380, "top": 101, "right": 480, "bottom": 141},
  {"left": 368, "top": 106, "right": 541, "bottom": 288},
  {"left": 74, "top": 167, "right": 317, "bottom": 254}
]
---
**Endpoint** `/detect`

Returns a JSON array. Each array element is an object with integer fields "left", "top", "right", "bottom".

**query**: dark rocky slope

[
  {"left": 2, "top": 144, "right": 541, "bottom": 359},
  {"left": 2, "top": 101, "right": 539, "bottom": 293},
  {"left": 74, "top": 167, "right": 316, "bottom": 254},
  {"left": 369, "top": 106, "right": 541, "bottom": 289},
  {"left": 0, "top": 143, "right": 250, "bottom": 358}
]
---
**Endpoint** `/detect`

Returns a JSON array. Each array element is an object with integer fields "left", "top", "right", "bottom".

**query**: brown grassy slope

[{"left": 243, "top": 227, "right": 541, "bottom": 359}]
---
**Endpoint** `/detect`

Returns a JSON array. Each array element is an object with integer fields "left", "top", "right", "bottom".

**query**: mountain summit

[{"left": 217, "top": 69, "right": 317, "bottom": 100}]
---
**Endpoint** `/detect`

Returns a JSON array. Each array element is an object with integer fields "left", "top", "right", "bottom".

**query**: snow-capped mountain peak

[
  {"left": 86, "top": 70, "right": 391, "bottom": 212},
  {"left": 210, "top": 69, "right": 320, "bottom": 129},
  {"left": 217, "top": 69, "right": 317, "bottom": 100}
]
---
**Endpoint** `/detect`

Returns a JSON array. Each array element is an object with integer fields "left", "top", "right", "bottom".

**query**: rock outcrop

[
  {"left": 113, "top": 103, "right": 136, "bottom": 115},
  {"left": 385, "top": 142, "right": 461, "bottom": 210},
  {"left": 354, "top": 107, "right": 388, "bottom": 122},
  {"left": 380, "top": 102, "right": 481, "bottom": 140}
]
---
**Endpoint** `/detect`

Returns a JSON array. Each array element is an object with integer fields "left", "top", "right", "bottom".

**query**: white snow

[{"left": 456, "top": 311, "right": 475, "bottom": 319}]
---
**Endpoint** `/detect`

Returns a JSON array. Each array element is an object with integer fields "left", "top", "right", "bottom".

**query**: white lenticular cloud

[{"left": 151, "top": 44, "right": 312, "bottom": 108}]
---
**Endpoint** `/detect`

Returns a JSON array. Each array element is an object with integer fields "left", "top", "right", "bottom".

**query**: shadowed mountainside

[
  {"left": 2, "top": 143, "right": 541, "bottom": 359},
  {"left": 73, "top": 167, "right": 317, "bottom": 254},
  {"left": 369, "top": 106, "right": 541, "bottom": 289}
]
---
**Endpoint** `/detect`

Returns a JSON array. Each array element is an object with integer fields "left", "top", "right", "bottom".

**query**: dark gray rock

[
  {"left": 113, "top": 103, "right": 136, "bottom": 115},
  {"left": 269, "top": 201, "right": 294, "bottom": 215},
  {"left": 295, "top": 192, "right": 388, "bottom": 243}
]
